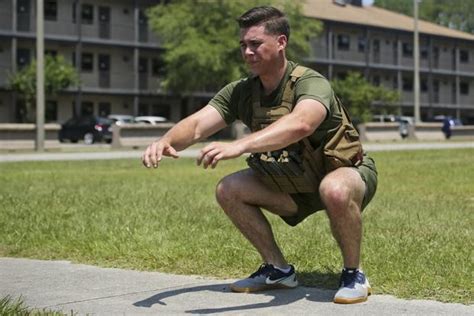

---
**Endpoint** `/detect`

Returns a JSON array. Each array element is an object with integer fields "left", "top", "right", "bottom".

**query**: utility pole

[
  {"left": 413, "top": 0, "right": 421, "bottom": 123},
  {"left": 36, "top": 0, "right": 45, "bottom": 151}
]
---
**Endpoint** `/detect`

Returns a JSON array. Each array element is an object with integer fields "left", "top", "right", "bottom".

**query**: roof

[{"left": 302, "top": 0, "right": 474, "bottom": 41}]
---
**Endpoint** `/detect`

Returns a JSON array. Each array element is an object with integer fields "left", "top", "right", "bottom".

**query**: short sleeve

[
  {"left": 294, "top": 74, "right": 334, "bottom": 114},
  {"left": 208, "top": 81, "right": 240, "bottom": 125}
]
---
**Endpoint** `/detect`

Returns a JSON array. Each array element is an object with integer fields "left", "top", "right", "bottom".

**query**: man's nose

[{"left": 244, "top": 46, "right": 254, "bottom": 56}]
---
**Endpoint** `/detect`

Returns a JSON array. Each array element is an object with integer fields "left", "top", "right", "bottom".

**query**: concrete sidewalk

[
  {"left": 1, "top": 258, "right": 472, "bottom": 315},
  {"left": 1, "top": 141, "right": 474, "bottom": 163}
]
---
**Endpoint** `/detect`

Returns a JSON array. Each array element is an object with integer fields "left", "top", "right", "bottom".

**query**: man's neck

[{"left": 259, "top": 59, "right": 288, "bottom": 95}]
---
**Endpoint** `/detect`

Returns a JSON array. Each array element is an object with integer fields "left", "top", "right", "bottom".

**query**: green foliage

[
  {"left": 0, "top": 149, "right": 473, "bottom": 303},
  {"left": 0, "top": 295, "right": 68, "bottom": 315},
  {"left": 0, "top": 296, "right": 28, "bottom": 315},
  {"left": 9, "top": 55, "right": 79, "bottom": 101},
  {"left": 9, "top": 55, "right": 79, "bottom": 122},
  {"left": 331, "top": 72, "right": 399, "bottom": 122},
  {"left": 147, "top": 0, "right": 321, "bottom": 93},
  {"left": 375, "top": 0, "right": 474, "bottom": 34}
]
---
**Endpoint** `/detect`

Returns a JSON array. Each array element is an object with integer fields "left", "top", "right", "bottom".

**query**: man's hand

[
  {"left": 142, "top": 140, "right": 179, "bottom": 168},
  {"left": 197, "top": 141, "right": 244, "bottom": 169}
]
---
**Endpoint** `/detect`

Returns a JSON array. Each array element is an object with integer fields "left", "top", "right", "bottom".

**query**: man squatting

[{"left": 142, "top": 6, "right": 378, "bottom": 304}]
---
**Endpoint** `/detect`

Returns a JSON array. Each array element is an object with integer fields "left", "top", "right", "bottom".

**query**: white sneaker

[
  {"left": 333, "top": 269, "right": 372, "bottom": 304},
  {"left": 230, "top": 263, "right": 298, "bottom": 293}
]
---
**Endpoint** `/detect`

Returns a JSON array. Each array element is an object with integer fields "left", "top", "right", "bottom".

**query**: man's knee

[
  {"left": 319, "top": 177, "right": 353, "bottom": 212},
  {"left": 215, "top": 174, "right": 240, "bottom": 207}
]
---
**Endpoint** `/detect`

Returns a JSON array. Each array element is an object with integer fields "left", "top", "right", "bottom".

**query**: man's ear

[{"left": 277, "top": 34, "right": 288, "bottom": 50}]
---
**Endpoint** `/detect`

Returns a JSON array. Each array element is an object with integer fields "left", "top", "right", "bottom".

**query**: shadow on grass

[{"left": 133, "top": 271, "right": 339, "bottom": 314}]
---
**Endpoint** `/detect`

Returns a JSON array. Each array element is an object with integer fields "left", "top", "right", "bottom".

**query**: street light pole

[
  {"left": 413, "top": 0, "right": 421, "bottom": 123},
  {"left": 36, "top": 0, "right": 45, "bottom": 151}
]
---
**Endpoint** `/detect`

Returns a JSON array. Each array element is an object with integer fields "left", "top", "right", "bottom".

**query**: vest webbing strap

[{"left": 251, "top": 65, "right": 308, "bottom": 131}]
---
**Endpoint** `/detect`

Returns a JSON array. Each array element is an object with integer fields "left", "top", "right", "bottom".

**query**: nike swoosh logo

[{"left": 265, "top": 276, "right": 287, "bottom": 284}]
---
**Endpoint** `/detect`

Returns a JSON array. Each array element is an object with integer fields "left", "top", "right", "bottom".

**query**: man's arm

[
  {"left": 142, "top": 105, "right": 227, "bottom": 168},
  {"left": 197, "top": 99, "right": 327, "bottom": 168}
]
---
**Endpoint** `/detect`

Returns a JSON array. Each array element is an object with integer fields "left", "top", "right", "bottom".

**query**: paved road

[
  {"left": 1, "top": 142, "right": 473, "bottom": 163},
  {"left": 1, "top": 258, "right": 472, "bottom": 315}
]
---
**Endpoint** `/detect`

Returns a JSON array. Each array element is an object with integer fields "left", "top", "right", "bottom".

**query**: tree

[
  {"left": 147, "top": 0, "right": 322, "bottom": 93},
  {"left": 331, "top": 72, "right": 399, "bottom": 122},
  {"left": 375, "top": 0, "right": 474, "bottom": 34},
  {"left": 9, "top": 55, "right": 79, "bottom": 122}
]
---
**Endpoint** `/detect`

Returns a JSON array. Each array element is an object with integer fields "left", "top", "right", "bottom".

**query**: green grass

[
  {"left": 0, "top": 149, "right": 473, "bottom": 304},
  {"left": 0, "top": 295, "right": 69, "bottom": 315}
]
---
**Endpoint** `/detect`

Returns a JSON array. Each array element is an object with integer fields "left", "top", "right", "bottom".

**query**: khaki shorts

[{"left": 281, "top": 154, "right": 378, "bottom": 226}]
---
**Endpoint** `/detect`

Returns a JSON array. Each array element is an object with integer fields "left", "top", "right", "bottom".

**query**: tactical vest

[{"left": 246, "top": 65, "right": 363, "bottom": 193}]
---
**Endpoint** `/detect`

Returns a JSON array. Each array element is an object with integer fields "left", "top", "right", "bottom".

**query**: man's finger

[
  {"left": 197, "top": 148, "right": 210, "bottom": 166},
  {"left": 202, "top": 148, "right": 220, "bottom": 169},
  {"left": 211, "top": 154, "right": 222, "bottom": 169},
  {"left": 167, "top": 146, "right": 179, "bottom": 159},
  {"left": 142, "top": 147, "right": 152, "bottom": 168}
]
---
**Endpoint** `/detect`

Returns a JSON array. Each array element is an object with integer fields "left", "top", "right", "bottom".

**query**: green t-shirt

[{"left": 209, "top": 61, "right": 343, "bottom": 147}]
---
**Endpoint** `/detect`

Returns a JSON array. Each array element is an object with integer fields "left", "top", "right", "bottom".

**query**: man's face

[{"left": 239, "top": 24, "right": 286, "bottom": 76}]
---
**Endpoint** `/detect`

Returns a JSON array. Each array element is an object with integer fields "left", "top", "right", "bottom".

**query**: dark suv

[{"left": 59, "top": 116, "right": 113, "bottom": 144}]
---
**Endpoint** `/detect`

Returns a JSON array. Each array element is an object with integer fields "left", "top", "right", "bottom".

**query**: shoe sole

[
  {"left": 230, "top": 282, "right": 298, "bottom": 293},
  {"left": 333, "top": 287, "right": 372, "bottom": 304}
]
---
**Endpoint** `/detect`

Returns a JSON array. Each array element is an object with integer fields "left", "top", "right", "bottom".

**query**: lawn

[{"left": 0, "top": 148, "right": 472, "bottom": 304}]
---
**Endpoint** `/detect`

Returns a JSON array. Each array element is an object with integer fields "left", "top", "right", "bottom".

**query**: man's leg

[
  {"left": 319, "top": 167, "right": 365, "bottom": 268},
  {"left": 215, "top": 168, "right": 298, "bottom": 268},
  {"left": 319, "top": 167, "right": 371, "bottom": 303},
  {"left": 216, "top": 169, "right": 300, "bottom": 292}
]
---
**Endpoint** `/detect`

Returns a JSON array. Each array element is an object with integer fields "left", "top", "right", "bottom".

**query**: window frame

[
  {"left": 337, "top": 34, "right": 351, "bottom": 51},
  {"left": 44, "top": 0, "right": 57, "bottom": 21}
]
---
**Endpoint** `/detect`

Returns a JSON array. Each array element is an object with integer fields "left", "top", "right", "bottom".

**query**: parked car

[
  {"left": 107, "top": 114, "right": 135, "bottom": 125},
  {"left": 134, "top": 116, "right": 168, "bottom": 124},
  {"left": 59, "top": 116, "right": 113, "bottom": 144}
]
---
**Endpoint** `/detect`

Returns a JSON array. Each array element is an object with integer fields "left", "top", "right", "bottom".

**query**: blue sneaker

[
  {"left": 333, "top": 269, "right": 372, "bottom": 304},
  {"left": 230, "top": 263, "right": 298, "bottom": 293}
]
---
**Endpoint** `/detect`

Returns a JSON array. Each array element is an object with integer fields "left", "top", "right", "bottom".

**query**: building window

[
  {"left": 337, "top": 34, "right": 350, "bottom": 51},
  {"left": 402, "top": 42, "right": 413, "bottom": 57},
  {"left": 45, "top": 100, "right": 57, "bottom": 122},
  {"left": 44, "top": 0, "right": 57, "bottom": 21},
  {"left": 460, "top": 50, "right": 469, "bottom": 63},
  {"left": 81, "top": 101, "right": 94, "bottom": 116},
  {"left": 372, "top": 75, "right": 380, "bottom": 87},
  {"left": 372, "top": 39, "right": 380, "bottom": 53},
  {"left": 17, "top": 48, "right": 31, "bottom": 69},
  {"left": 98, "top": 102, "right": 111, "bottom": 117},
  {"left": 357, "top": 36, "right": 366, "bottom": 53},
  {"left": 82, "top": 4, "right": 94, "bottom": 24},
  {"left": 45, "top": 49, "right": 57, "bottom": 57},
  {"left": 73, "top": 3, "right": 94, "bottom": 24},
  {"left": 152, "top": 57, "right": 166, "bottom": 77},
  {"left": 81, "top": 53, "right": 94, "bottom": 71},
  {"left": 393, "top": 76, "right": 398, "bottom": 89},
  {"left": 138, "top": 103, "right": 148, "bottom": 116},
  {"left": 139, "top": 58, "right": 148, "bottom": 74},
  {"left": 460, "top": 82, "right": 469, "bottom": 95},
  {"left": 433, "top": 46, "right": 439, "bottom": 67},
  {"left": 421, "top": 79, "right": 428, "bottom": 92},
  {"left": 151, "top": 104, "right": 170, "bottom": 118},
  {"left": 402, "top": 77, "right": 413, "bottom": 91},
  {"left": 421, "top": 45, "right": 429, "bottom": 59}
]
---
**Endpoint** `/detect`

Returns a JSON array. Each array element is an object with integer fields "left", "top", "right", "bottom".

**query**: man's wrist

[{"left": 233, "top": 139, "right": 248, "bottom": 155}]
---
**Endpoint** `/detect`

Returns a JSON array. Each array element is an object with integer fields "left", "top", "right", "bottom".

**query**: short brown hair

[{"left": 237, "top": 6, "right": 290, "bottom": 41}]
